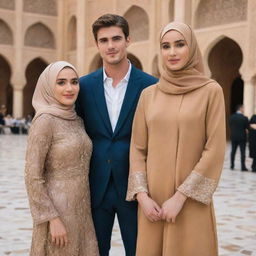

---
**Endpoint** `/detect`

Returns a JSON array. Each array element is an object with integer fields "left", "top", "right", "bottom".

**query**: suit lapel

[
  {"left": 113, "top": 66, "right": 142, "bottom": 137},
  {"left": 91, "top": 69, "right": 113, "bottom": 136}
]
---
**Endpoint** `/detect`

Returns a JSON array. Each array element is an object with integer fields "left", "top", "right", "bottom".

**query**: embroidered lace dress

[{"left": 25, "top": 114, "right": 99, "bottom": 256}]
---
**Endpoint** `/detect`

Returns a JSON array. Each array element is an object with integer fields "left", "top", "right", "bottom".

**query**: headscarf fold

[
  {"left": 32, "top": 61, "right": 78, "bottom": 122},
  {"left": 158, "top": 22, "right": 214, "bottom": 94}
]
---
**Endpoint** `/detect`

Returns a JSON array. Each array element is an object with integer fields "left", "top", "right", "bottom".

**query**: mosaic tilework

[{"left": 0, "top": 135, "right": 255, "bottom": 255}]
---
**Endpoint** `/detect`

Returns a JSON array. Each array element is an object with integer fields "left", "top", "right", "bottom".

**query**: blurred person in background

[{"left": 229, "top": 104, "right": 249, "bottom": 171}]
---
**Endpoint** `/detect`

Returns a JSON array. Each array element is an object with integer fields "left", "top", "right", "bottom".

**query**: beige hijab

[
  {"left": 32, "top": 61, "right": 78, "bottom": 122},
  {"left": 158, "top": 22, "right": 214, "bottom": 94}
]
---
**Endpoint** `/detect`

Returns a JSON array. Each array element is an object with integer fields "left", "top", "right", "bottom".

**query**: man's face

[{"left": 96, "top": 26, "right": 130, "bottom": 66}]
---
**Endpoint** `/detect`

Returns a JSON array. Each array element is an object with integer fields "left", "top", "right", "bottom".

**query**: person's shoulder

[
  {"left": 30, "top": 114, "right": 54, "bottom": 135},
  {"left": 205, "top": 80, "right": 222, "bottom": 92},
  {"left": 132, "top": 66, "right": 158, "bottom": 84},
  {"left": 79, "top": 68, "right": 103, "bottom": 86}
]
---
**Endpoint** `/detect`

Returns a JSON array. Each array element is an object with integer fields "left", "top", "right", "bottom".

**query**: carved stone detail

[
  {"left": 195, "top": 0, "right": 247, "bottom": 28},
  {"left": 25, "top": 23, "right": 55, "bottom": 49},
  {"left": 0, "top": 0, "right": 15, "bottom": 10},
  {"left": 0, "top": 20, "right": 13, "bottom": 45},
  {"left": 23, "top": 0, "right": 57, "bottom": 16}
]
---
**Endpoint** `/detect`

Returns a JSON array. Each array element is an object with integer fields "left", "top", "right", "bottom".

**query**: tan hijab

[
  {"left": 158, "top": 22, "right": 214, "bottom": 94},
  {"left": 32, "top": 61, "right": 78, "bottom": 122}
]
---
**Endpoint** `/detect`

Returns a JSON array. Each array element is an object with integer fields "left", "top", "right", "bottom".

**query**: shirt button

[{"left": 107, "top": 159, "right": 111, "bottom": 164}]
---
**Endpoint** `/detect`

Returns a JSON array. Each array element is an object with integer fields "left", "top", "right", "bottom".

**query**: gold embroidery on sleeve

[
  {"left": 177, "top": 171, "right": 217, "bottom": 205},
  {"left": 126, "top": 171, "right": 148, "bottom": 201}
]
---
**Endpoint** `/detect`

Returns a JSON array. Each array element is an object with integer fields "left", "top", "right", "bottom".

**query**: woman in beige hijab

[
  {"left": 126, "top": 22, "right": 226, "bottom": 255},
  {"left": 25, "top": 61, "right": 99, "bottom": 255}
]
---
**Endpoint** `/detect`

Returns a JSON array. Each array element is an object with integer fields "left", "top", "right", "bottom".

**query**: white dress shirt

[{"left": 103, "top": 62, "right": 132, "bottom": 131}]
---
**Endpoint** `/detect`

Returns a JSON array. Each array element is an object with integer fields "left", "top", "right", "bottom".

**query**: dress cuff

[
  {"left": 126, "top": 171, "right": 148, "bottom": 201},
  {"left": 177, "top": 171, "right": 217, "bottom": 205}
]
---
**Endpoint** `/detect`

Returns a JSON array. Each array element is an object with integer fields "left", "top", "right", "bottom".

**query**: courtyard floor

[{"left": 0, "top": 134, "right": 255, "bottom": 255}]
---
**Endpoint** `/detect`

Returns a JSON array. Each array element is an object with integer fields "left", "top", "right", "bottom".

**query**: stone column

[
  {"left": 174, "top": 0, "right": 191, "bottom": 24},
  {"left": 13, "top": 87, "right": 24, "bottom": 118},
  {"left": 242, "top": 0, "right": 256, "bottom": 117},
  {"left": 76, "top": 0, "right": 86, "bottom": 75},
  {"left": 243, "top": 78, "right": 255, "bottom": 118},
  {"left": 56, "top": 0, "right": 65, "bottom": 59},
  {"left": 12, "top": 0, "right": 25, "bottom": 118}
]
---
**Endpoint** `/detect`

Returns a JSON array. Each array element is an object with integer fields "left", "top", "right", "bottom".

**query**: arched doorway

[
  {"left": 127, "top": 53, "right": 143, "bottom": 70},
  {"left": 23, "top": 58, "right": 48, "bottom": 117},
  {"left": 208, "top": 37, "right": 243, "bottom": 137},
  {"left": 124, "top": 6, "right": 149, "bottom": 42},
  {"left": 89, "top": 53, "right": 102, "bottom": 73},
  {"left": 0, "top": 55, "right": 12, "bottom": 115},
  {"left": 152, "top": 55, "right": 160, "bottom": 78}
]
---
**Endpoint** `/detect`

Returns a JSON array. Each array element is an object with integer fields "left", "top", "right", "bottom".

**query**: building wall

[{"left": 0, "top": 0, "right": 255, "bottom": 120}]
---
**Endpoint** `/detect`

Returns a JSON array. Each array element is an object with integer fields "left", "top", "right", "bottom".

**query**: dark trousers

[
  {"left": 92, "top": 175, "right": 137, "bottom": 256},
  {"left": 252, "top": 158, "right": 256, "bottom": 172},
  {"left": 230, "top": 140, "right": 247, "bottom": 169}
]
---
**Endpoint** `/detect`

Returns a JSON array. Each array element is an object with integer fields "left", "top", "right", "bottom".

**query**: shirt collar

[{"left": 103, "top": 60, "right": 132, "bottom": 83}]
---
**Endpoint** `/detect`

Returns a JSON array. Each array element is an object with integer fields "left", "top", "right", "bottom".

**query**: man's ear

[{"left": 126, "top": 36, "right": 131, "bottom": 47}]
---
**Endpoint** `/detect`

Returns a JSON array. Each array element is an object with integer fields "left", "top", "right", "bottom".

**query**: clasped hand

[{"left": 137, "top": 191, "right": 187, "bottom": 223}]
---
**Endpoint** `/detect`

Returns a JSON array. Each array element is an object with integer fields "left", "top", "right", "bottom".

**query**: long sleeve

[
  {"left": 126, "top": 91, "right": 149, "bottom": 201},
  {"left": 178, "top": 83, "right": 226, "bottom": 205},
  {"left": 24, "top": 115, "right": 59, "bottom": 225}
]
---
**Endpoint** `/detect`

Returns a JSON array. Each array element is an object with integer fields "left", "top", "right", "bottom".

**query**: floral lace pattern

[
  {"left": 126, "top": 171, "right": 148, "bottom": 201},
  {"left": 177, "top": 171, "right": 217, "bottom": 205},
  {"left": 25, "top": 114, "right": 99, "bottom": 255}
]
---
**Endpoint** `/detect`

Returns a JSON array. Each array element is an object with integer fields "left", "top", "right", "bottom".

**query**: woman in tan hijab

[
  {"left": 25, "top": 61, "right": 99, "bottom": 255},
  {"left": 126, "top": 22, "right": 226, "bottom": 255}
]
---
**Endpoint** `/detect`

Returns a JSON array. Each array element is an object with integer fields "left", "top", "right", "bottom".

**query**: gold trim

[
  {"left": 178, "top": 171, "right": 217, "bottom": 205},
  {"left": 126, "top": 171, "right": 148, "bottom": 201}
]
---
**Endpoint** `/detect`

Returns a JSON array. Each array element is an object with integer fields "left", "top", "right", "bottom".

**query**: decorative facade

[{"left": 0, "top": 0, "right": 255, "bottom": 130}]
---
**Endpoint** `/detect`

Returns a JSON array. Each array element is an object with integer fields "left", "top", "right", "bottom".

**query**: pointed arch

[
  {"left": 124, "top": 6, "right": 149, "bottom": 42},
  {"left": 68, "top": 16, "right": 77, "bottom": 51},
  {"left": 0, "top": 55, "right": 12, "bottom": 115},
  {"left": 23, "top": 58, "right": 48, "bottom": 116},
  {"left": 152, "top": 55, "right": 160, "bottom": 78},
  {"left": 0, "top": 19, "right": 13, "bottom": 45},
  {"left": 25, "top": 22, "right": 55, "bottom": 49},
  {"left": 89, "top": 53, "right": 103, "bottom": 73},
  {"left": 127, "top": 53, "right": 143, "bottom": 70},
  {"left": 207, "top": 36, "right": 243, "bottom": 136}
]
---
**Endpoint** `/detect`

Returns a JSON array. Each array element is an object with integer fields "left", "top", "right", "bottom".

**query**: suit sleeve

[
  {"left": 178, "top": 83, "right": 226, "bottom": 205},
  {"left": 24, "top": 115, "right": 59, "bottom": 224},
  {"left": 75, "top": 89, "right": 84, "bottom": 119},
  {"left": 126, "top": 91, "right": 149, "bottom": 201}
]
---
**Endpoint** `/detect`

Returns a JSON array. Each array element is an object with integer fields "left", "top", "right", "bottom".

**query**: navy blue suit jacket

[{"left": 76, "top": 66, "right": 158, "bottom": 208}]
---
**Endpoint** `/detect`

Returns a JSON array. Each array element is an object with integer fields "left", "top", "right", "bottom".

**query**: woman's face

[
  {"left": 54, "top": 67, "right": 79, "bottom": 106},
  {"left": 160, "top": 30, "right": 190, "bottom": 71}
]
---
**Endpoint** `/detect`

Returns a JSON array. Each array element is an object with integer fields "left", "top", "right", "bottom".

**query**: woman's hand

[
  {"left": 250, "top": 124, "right": 256, "bottom": 129},
  {"left": 161, "top": 191, "right": 187, "bottom": 223},
  {"left": 49, "top": 217, "right": 68, "bottom": 247},
  {"left": 137, "top": 192, "right": 162, "bottom": 222}
]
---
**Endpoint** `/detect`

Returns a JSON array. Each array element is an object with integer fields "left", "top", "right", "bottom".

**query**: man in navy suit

[
  {"left": 76, "top": 14, "right": 158, "bottom": 256},
  {"left": 229, "top": 104, "right": 249, "bottom": 171}
]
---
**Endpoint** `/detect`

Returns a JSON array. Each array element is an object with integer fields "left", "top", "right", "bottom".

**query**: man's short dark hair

[
  {"left": 92, "top": 14, "right": 129, "bottom": 41},
  {"left": 236, "top": 104, "right": 243, "bottom": 111}
]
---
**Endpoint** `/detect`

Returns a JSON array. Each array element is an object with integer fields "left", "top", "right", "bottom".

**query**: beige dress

[
  {"left": 25, "top": 114, "right": 99, "bottom": 256},
  {"left": 127, "top": 82, "right": 226, "bottom": 256}
]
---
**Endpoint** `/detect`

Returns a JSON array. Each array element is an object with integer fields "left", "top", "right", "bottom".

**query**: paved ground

[{"left": 0, "top": 134, "right": 255, "bottom": 256}]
